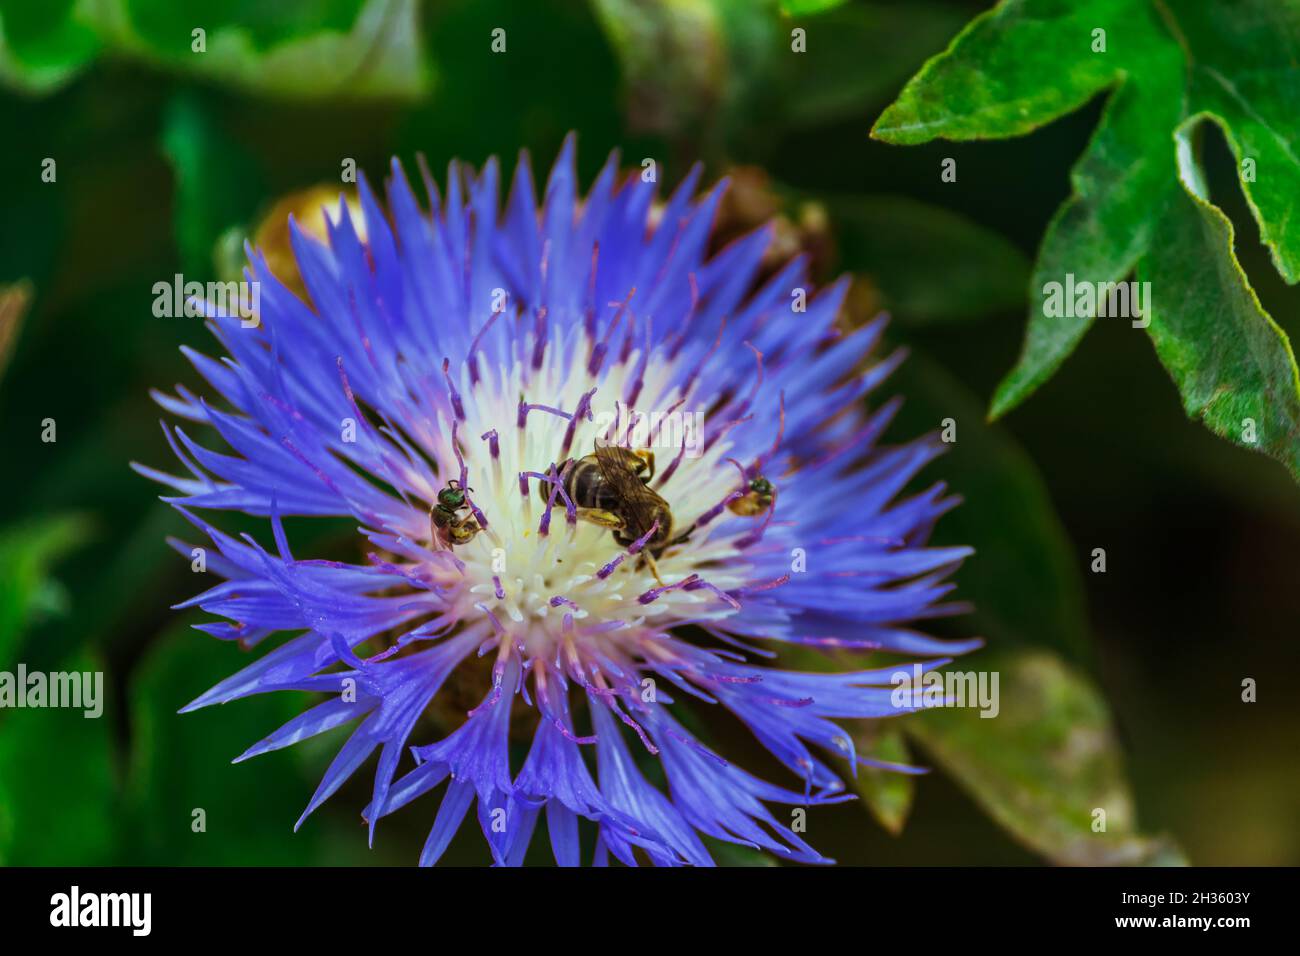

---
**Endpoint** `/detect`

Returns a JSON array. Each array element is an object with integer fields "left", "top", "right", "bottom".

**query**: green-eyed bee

[
  {"left": 431, "top": 480, "right": 481, "bottom": 548},
  {"left": 727, "top": 474, "right": 775, "bottom": 517}
]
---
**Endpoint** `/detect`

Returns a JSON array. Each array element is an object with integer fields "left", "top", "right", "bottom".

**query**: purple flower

[{"left": 137, "top": 136, "right": 976, "bottom": 866}]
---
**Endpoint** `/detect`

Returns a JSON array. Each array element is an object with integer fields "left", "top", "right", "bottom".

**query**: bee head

[{"left": 438, "top": 482, "right": 467, "bottom": 511}]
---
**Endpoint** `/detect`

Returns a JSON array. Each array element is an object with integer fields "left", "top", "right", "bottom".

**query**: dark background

[{"left": 0, "top": 0, "right": 1295, "bottom": 866}]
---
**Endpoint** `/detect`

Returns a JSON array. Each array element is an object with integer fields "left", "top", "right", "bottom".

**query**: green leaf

[
  {"left": 872, "top": 0, "right": 1133, "bottom": 145},
  {"left": 0, "top": 514, "right": 92, "bottom": 666},
  {"left": 1141, "top": 117, "right": 1300, "bottom": 474},
  {"left": 122, "top": 625, "right": 328, "bottom": 865},
  {"left": 830, "top": 194, "right": 1029, "bottom": 323},
  {"left": 849, "top": 726, "right": 915, "bottom": 836},
  {"left": 907, "top": 647, "right": 1184, "bottom": 865},
  {"left": 992, "top": 72, "right": 1184, "bottom": 415},
  {"left": 871, "top": 0, "right": 1300, "bottom": 477},
  {"left": 0, "top": 651, "right": 116, "bottom": 865}
]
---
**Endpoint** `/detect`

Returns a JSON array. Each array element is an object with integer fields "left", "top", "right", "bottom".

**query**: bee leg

[
  {"left": 575, "top": 507, "right": 625, "bottom": 530},
  {"left": 633, "top": 449, "right": 656, "bottom": 483},
  {"left": 446, "top": 518, "right": 480, "bottom": 546},
  {"left": 641, "top": 550, "right": 666, "bottom": 587}
]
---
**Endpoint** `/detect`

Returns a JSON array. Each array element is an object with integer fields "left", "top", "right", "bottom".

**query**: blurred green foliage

[
  {"left": 122, "top": 627, "right": 330, "bottom": 865},
  {"left": 0, "top": 514, "right": 91, "bottom": 664},
  {"left": 907, "top": 647, "right": 1185, "bottom": 866},
  {"left": 0, "top": 0, "right": 430, "bottom": 99},
  {"left": 0, "top": 0, "right": 1296, "bottom": 867},
  {"left": 829, "top": 194, "right": 1030, "bottom": 323}
]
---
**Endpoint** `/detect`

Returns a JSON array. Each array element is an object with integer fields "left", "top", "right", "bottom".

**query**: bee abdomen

[
  {"left": 565, "top": 458, "right": 615, "bottom": 510},
  {"left": 536, "top": 457, "right": 609, "bottom": 510}
]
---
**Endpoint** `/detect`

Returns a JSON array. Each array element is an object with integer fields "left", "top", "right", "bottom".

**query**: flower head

[{"left": 139, "top": 136, "right": 976, "bottom": 866}]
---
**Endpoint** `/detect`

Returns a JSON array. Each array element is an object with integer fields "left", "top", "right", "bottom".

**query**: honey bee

[
  {"left": 431, "top": 480, "right": 481, "bottom": 548},
  {"left": 539, "top": 443, "right": 692, "bottom": 582},
  {"left": 727, "top": 475, "right": 775, "bottom": 517}
]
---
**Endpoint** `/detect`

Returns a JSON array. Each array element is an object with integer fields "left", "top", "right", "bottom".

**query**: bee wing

[{"left": 592, "top": 443, "right": 664, "bottom": 540}]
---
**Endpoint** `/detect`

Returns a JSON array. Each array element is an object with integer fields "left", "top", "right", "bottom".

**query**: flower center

[{"left": 424, "top": 323, "right": 754, "bottom": 664}]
